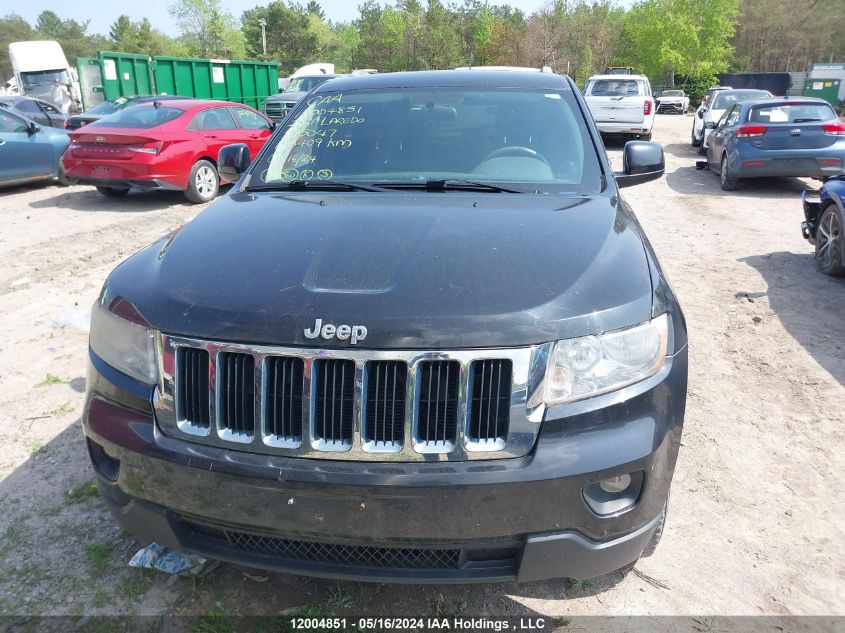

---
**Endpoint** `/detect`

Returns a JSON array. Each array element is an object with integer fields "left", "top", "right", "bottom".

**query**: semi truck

[{"left": 7, "top": 40, "right": 82, "bottom": 114}]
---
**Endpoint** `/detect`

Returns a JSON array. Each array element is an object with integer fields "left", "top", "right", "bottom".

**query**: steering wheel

[{"left": 480, "top": 146, "right": 551, "bottom": 167}]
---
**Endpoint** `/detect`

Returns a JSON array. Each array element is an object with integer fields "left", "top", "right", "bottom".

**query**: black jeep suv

[{"left": 84, "top": 70, "right": 687, "bottom": 583}]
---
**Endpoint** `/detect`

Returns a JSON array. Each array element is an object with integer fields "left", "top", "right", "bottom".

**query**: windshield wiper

[
  {"left": 375, "top": 179, "right": 527, "bottom": 193},
  {"left": 792, "top": 118, "right": 822, "bottom": 123},
  {"left": 245, "top": 180, "right": 388, "bottom": 193}
]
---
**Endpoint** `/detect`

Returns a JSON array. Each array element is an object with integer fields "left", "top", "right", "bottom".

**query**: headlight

[
  {"left": 543, "top": 313, "right": 669, "bottom": 406},
  {"left": 89, "top": 300, "right": 157, "bottom": 385}
]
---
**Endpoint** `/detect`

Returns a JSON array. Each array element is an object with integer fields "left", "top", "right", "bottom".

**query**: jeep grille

[{"left": 156, "top": 334, "right": 547, "bottom": 461}]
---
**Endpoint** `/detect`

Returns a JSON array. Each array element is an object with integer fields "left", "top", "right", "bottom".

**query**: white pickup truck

[{"left": 583, "top": 74, "right": 655, "bottom": 140}]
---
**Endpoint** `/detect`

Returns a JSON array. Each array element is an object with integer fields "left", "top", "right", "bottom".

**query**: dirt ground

[{"left": 0, "top": 113, "right": 843, "bottom": 622}]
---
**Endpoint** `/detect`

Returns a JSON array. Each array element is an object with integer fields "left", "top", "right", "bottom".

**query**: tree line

[{"left": 2, "top": 0, "right": 843, "bottom": 97}]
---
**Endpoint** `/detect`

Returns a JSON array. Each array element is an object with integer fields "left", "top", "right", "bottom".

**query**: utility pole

[{"left": 259, "top": 18, "right": 267, "bottom": 56}]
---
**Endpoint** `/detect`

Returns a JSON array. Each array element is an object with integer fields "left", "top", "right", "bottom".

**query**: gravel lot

[{"left": 0, "top": 113, "right": 843, "bottom": 622}]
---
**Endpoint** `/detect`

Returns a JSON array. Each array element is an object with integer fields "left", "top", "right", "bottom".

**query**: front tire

[
  {"left": 184, "top": 159, "right": 219, "bottom": 204},
  {"left": 691, "top": 125, "right": 701, "bottom": 147},
  {"left": 641, "top": 501, "right": 668, "bottom": 558},
  {"left": 815, "top": 205, "right": 845, "bottom": 276},
  {"left": 640, "top": 132, "right": 652, "bottom": 141},
  {"left": 96, "top": 186, "right": 129, "bottom": 198},
  {"left": 720, "top": 155, "right": 739, "bottom": 191}
]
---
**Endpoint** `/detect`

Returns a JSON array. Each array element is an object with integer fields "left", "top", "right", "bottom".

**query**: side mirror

[
  {"left": 28, "top": 122, "right": 40, "bottom": 134},
  {"left": 697, "top": 109, "right": 704, "bottom": 119},
  {"left": 218, "top": 143, "right": 251, "bottom": 182},
  {"left": 614, "top": 141, "right": 665, "bottom": 188}
]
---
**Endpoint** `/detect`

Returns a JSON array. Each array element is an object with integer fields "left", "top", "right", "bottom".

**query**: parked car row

[
  {"left": 701, "top": 97, "right": 845, "bottom": 191},
  {"left": 0, "top": 94, "right": 274, "bottom": 203}
]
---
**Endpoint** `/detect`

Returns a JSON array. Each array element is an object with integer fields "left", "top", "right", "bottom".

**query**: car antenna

[{"left": 153, "top": 100, "right": 161, "bottom": 109}]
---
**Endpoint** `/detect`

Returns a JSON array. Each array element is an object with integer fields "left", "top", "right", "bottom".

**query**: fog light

[
  {"left": 599, "top": 474, "right": 632, "bottom": 494},
  {"left": 583, "top": 471, "right": 644, "bottom": 516}
]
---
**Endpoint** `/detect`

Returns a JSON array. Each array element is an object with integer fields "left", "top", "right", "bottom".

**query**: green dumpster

[
  {"left": 803, "top": 78, "right": 842, "bottom": 107},
  {"left": 152, "top": 57, "right": 278, "bottom": 109},
  {"left": 97, "top": 51, "right": 156, "bottom": 101}
]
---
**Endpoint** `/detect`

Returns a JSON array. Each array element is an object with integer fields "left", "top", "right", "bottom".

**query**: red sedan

[{"left": 62, "top": 99, "right": 273, "bottom": 203}]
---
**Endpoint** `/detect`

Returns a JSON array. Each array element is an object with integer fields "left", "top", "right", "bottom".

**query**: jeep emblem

[{"left": 304, "top": 318, "right": 367, "bottom": 345}]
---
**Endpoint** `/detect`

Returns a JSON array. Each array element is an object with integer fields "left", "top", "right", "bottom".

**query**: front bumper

[
  {"left": 83, "top": 345, "right": 687, "bottom": 583},
  {"left": 656, "top": 102, "right": 685, "bottom": 113}
]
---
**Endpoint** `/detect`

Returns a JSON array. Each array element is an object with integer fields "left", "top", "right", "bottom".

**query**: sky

[{"left": 13, "top": 0, "right": 633, "bottom": 38}]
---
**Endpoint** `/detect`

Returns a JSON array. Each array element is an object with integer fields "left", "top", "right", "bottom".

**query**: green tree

[
  {"left": 169, "top": 0, "right": 245, "bottom": 58},
  {"left": 306, "top": 1, "right": 325, "bottom": 20},
  {"left": 109, "top": 15, "right": 134, "bottom": 49},
  {"left": 0, "top": 14, "right": 36, "bottom": 81},
  {"left": 242, "top": 1, "right": 316, "bottom": 72},
  {"left": 33, "top": 10, "right": 103, "bottom": 62},
  {"left": 420, "top": 0, "right": 464, "bottom": 69},
  {"left": 617, "top": 0, "right": 740, "bottom": 86}
]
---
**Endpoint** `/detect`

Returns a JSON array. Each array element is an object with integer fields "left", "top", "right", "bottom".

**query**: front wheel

[
  {"left": 640, "top": 132, "right": 652, "bottom": 141},
  {"left": 184, "top": 159, "right": 219, "bottom": 204},
  {"left": 815, "top": 205, "right": 845, "bottom": 276},
  {"left": 691, "top": 126, "right": 701, "bottom": 147},
  {"left": 96, "top": 186, "right": 129, "bottom": 198}
]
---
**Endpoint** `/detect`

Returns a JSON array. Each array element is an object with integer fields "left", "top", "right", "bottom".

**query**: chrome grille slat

[
  {"left": 158, "top": 335, "right": 548, "bottom": 461},
  {"left": 416, "top": 360, "right": 459, "bottom": 451},
  {"left": 218, "top": 352, "right": 255, "bottom": 441},
  {"left": 364, "top": 361, "right": 406, "bottom": 451},
  {"left": 314, "top": 359, "right": 354, "bottom": 447},
  {"left": 264, "top": 356, "right": 303, "bottom": 444},
  {"left": 468, "top": 360, "right": 512, "bottom": 446}
]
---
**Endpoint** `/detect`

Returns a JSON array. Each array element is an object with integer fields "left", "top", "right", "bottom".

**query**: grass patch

[
  {"left": 566, "top": 577, "right": 596, "bottom": 591},
  {"left": 49, "top": 402, "right": 75, "bottom": 417},
  {"left": 85, "top": 542, "right": 113, "bottom": 574},
  {"left": 3, "top": 525, "right": 20, "bottom": 544},
  {"left": 67, "top": 482, "right": 99, "bottom": 504},
  {"left": 118, "top": 568, "right": 156, "bottom": 601},
  {"left": 92, "top": 587, "right": 110, "bottom": 608},
  {"left": 192, "top": 614, "right": 237, "bottom": 633},
  {"left": 325, "top": 583, "right": 357, "bottom": 609},
  {"left": 37, "top": 374, "right": 64, "bottom": 387}
]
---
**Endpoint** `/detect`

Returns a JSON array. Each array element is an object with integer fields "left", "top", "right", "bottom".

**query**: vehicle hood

[
  {"left": 103, "top": 192, "right": 656, "bottom": 349},
  {"left": 657, "top": 96, "right": 684, "bottom": 102},
  {"left": 266, "top": 91, "right": 307, "bottom": 104}
]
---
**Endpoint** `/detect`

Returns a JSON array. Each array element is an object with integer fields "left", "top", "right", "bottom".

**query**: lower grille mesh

[{"left": 186, "top": 521, "right": 460, "bottom": 569}]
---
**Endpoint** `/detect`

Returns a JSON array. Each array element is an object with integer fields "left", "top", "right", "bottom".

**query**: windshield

[
  {"left": 89, "top": 106, "right": 184, "bottom": 129},
  {"left": 250, "top": 87, "right": 602, "bottom": 194},
  {"left": 84, "top": 97, "right": 130, "bottom": 116},
  {"left": 711, "top": 90, "right": 770, "bottom": 109},
  {"left": 20, "top": 69, "right": 70, "bottom": 87},
  {"left": 286, "top": 76, "right": 333, "bottom": 93},
  {"left": 662, "top": 90, "right": 684, "bottom": 97},
  {"left": 588, "top": 79, "right": 642, "bottom": 97}
]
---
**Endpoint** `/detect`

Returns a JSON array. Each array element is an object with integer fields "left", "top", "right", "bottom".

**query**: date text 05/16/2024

[{"left": 289, "top": 617, "right": 550, "bottom": 631}]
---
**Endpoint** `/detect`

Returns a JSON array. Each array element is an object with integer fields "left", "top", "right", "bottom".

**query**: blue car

[
  {"left": 0, "top": 107, "right": 69, "bottom": 189},
  {"left": 703, "top": 97, "right": 845, "bottom": 191},
  {"left": 801, "top": 175, "right": 845, "bottom": 275}
]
